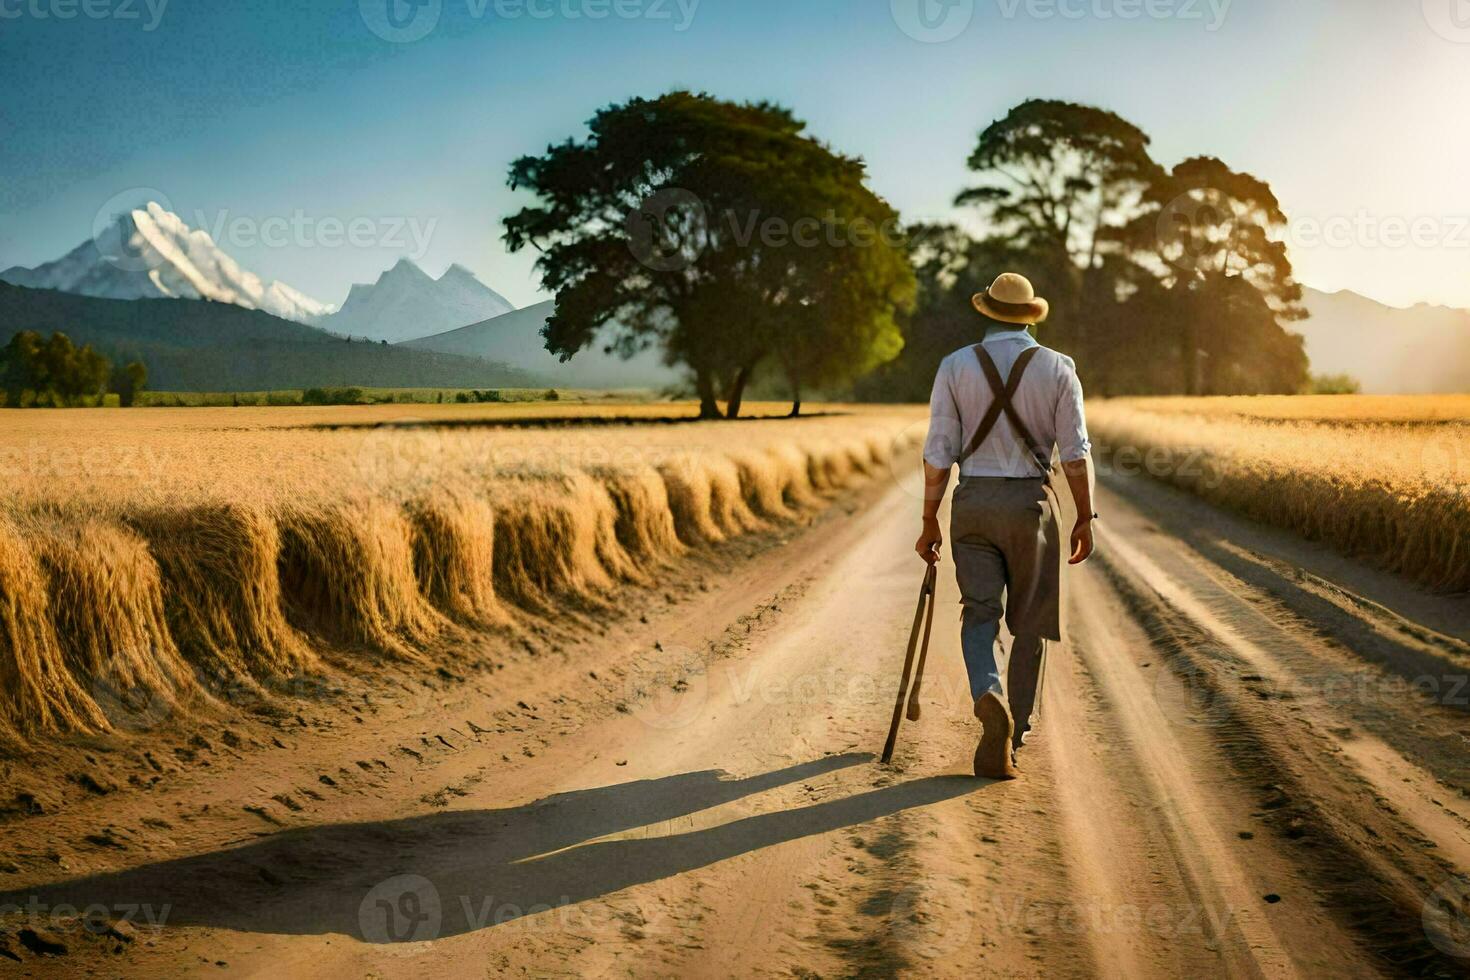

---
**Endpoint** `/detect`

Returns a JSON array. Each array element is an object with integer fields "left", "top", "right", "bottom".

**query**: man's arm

[
  {"left": 916, "top": 462, "right": 951, "bottom": 565},
  {"left": 1055, "top": 357, "right": 1095, "bottom": 565},
  {"left": 1062, "top": 457, "right": 1095, "bottom": 565},
  {"left": 917, "top": 359, "right": 960, "bottom": 565}
]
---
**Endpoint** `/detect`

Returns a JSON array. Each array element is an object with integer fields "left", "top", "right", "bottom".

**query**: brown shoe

[{"left": 974, "top": 692, "right": 1019, "bottom": 780}]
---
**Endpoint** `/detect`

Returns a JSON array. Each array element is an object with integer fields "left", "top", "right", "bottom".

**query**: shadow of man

[{"left": 2, "top": 754, "right": 984, "bottom": 944}]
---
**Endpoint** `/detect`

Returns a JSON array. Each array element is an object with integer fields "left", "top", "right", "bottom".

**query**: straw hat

[{"left": 972, "top": 273, "right": 1049, "bottom": 325}]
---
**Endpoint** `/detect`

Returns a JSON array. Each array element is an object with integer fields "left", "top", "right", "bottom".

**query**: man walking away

[{"left": 915, "top": 273, "right": 1097, "bottom": 780}]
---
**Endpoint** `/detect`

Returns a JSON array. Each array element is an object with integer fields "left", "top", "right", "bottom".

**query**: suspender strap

[{"left": 958, "top": 345, "right": 1051, "bottom": 477}]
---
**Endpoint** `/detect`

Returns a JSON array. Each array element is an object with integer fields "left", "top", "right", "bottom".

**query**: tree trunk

[
  {"left": 695, "top": 368, "right": 721, "bottom": 420},
  {"left": 788, "top": 397, "right": 802, "bottom": 418},
  {"left": 724, "top": 363, "right": 753, "bottom": 420},
  {"left": 1181, "top": 322, "right": 1198, "bottom": 396}
]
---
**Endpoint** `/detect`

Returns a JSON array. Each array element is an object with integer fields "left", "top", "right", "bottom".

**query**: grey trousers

[
  {"left": 960, "top": 613, "right": 1047, "bottom": 748},
  {"left": 951, "top": 476, "right": 1062, "bottom": 748}
]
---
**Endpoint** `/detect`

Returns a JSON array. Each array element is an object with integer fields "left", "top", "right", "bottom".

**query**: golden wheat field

[
  {"left": 1087, "top": 395, "right": 1470, "bottom": 593},
  {"left": 0, "top": 402, "right": 924, "bottom": 745}
]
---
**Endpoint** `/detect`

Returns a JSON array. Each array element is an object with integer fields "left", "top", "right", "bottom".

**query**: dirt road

[{"left": 4, "top": 468, "right": 1469, "bottom": 978}]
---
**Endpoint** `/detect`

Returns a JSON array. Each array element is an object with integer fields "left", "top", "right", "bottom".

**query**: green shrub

[
  {"left": 302, "top": 387, "right": 366, "bottom": 406},
  {"left": 1309, "top": 374, "right": 1362, "bottom": 396}
]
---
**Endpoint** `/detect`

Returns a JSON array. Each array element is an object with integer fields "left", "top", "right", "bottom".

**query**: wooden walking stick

[
  {"left": 881, "top": 563, "right": 938, "bottom": 764},
  {"left": 906, "top": 564, "right": 939, "bottom": 723}
]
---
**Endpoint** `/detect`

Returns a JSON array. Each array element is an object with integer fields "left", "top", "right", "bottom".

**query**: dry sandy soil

[{"left": 2, "top": 460, "right": 1469, "bottom": 978}]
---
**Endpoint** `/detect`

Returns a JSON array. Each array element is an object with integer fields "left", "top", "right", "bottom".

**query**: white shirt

[{"left": 923, "top": 328, "right": 1091, "bottom": 478}]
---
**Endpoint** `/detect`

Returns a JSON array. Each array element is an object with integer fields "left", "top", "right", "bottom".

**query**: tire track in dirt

[{"left": 1091, "top": 481, "right": 1470, "bottom": 976}]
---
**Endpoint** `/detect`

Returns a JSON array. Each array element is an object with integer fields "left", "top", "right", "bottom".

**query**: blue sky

[{"left": 2, "top": 0, "right": 1468, "bottom": 310}]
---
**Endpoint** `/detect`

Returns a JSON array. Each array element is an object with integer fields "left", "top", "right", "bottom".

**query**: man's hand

[
  {"left": 916, "top": 517, "right": 943, "bottom": 565},
  {"left": 1062, "top": 457, "right": 1096, "bottom": 566},
  {"left": 1068, "top": 518, "right": 1095, "bottom": 565}
]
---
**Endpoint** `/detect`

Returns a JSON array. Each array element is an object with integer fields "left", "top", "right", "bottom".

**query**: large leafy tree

[
  {"left": 504, "top": 91, "right": 914, "bottom": 418},
  {"left": 761, "top": 205, "right": 913, "bottom": 416},
  {"left": 921, "top": 101, "right": 1310, "bottom": 398},
  {"left": 1126, "top": 156, "right": 1308, "bottom": 393},
  {"left": 1, "top": 330, "right": 115, "bottom": 406},
  {"left": 1141, "top": 156, "right": 1304, "bottom": 312},
  {"left": 956, "top": 99, "right": 1163, "bottom": 356}
]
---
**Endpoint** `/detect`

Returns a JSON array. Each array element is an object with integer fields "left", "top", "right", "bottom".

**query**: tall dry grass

[
  {"left": 0, "top": 404, "right": 922, "bottom": 740},
  {"left": 0, "top": 516, "right": 109, "bottom": 736},
  {"left": 1088, "top": 396, "right": 1470, "bottom": 593}
]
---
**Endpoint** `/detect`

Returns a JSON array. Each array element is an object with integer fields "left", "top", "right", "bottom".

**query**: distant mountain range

[
  {"left": 1, "top": 202, "right": 335, "bottom": 325},
  {"left": 0, "top": 204, "right": 684, "bottom": 391},
  {"left": 403, "top": 301, "right": 685, "bottom": 390},
  {"left": 3, "top": 203, "right": 1464, "bottom": 395},
  {"left": 0, "top": 283, "right": 535, "bottom": 392},
  {"left": 325, "top": 259, "right": 514, "bottom": 344},
  {"left": 1298, "top": 288, "right": 1470, "bottom": 394}
]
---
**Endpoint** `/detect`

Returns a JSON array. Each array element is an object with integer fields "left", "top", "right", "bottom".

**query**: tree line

[
  {"left": 1, "top": 331, "right": 148, "bottom": 408},
  {"left": 507, "top": 93, "right": 1311, "bottom": 414},
  {"left": 862, "top": 100, "right": 1308, "bottom": 401}
]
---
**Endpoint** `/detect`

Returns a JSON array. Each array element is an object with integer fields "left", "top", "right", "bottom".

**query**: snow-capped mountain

[
  {"left": 0, "top": 202, "right": 334, "bottom": 325},
  {"left": 323, "top": 260, "right": 515, "bottom": 343}
]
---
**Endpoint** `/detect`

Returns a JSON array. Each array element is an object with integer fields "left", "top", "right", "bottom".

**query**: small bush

[
  {"left": 1309, "top": 374, "right": 1362, "bottom": 396},
  {"left": 302, "top": 387, "right": 366, "bottom": 406},
  {"left": 464, "top": 390, "right": 504, "bottom": 404}
]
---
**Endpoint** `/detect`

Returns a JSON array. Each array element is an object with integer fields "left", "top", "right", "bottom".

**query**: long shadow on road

[{"left": 3, "top": 754, "right": 983, "bottom": 944}]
